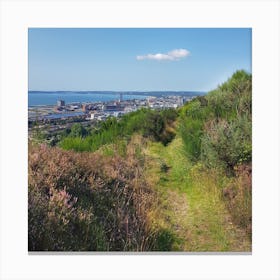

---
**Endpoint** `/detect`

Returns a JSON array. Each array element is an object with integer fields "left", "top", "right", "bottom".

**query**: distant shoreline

[
  {"left": 28, "top": 91, "right": 206, "bottom": 107},
  {"left": 28, "top": 90, "right": 206, "bottom": 95}
]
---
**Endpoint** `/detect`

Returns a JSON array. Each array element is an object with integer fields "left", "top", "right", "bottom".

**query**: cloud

[{"left": 136, "top": 49, "right": 190, "bottom": 61}]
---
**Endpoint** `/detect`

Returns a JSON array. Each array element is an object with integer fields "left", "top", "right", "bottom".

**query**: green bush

[
  {"left": 69, "top": 123, "right": 88, "bottom": 138},
  {"left": 179, "top": 69, "right": 252, "bottom": 169},
  {"left": 59, "top": 136, "right": 92, "bottom": 152},
  {"left": 206, "top": 90, "right": 235, "bottom": 119},
  {"left": 179, "top": 117, "right": 203, "bottom": 160},
  {"left": 160, "top": 108, "right": 178, "bottom": 123},
  {"left": 219, "top": 70, "right": 252, "bottom": 95},
  {"left": 143, "top": 111, "right": 164, "bottom": 141},
  {"left": 201, "top": 116, "right": 251, "bottom": 172},
  {"left": 59, "top": 108, "right": 178, "bottom": 152},
  {"left": 179, "top": 100, "right": 206, "bottom": 159}
]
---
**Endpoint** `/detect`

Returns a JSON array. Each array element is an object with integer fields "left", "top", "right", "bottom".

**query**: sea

[{"left": 28, "top": 91, "right": 205, "bottom": 107}]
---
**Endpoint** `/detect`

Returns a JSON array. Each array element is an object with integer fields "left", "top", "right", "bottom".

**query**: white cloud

[{"left": 136, "top": 48, "right": 190, "bottom": 61}]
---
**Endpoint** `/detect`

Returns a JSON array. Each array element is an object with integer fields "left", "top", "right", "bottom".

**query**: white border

[{"left": 0, "top": 0, "right": 279, "bottom": 279}]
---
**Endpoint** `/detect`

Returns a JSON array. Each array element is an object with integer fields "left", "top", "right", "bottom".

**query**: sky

[{"left": 28, "top": 28, "right": 251, "bottom": 92}]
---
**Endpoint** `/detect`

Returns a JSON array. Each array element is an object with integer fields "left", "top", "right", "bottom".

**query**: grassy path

[{"left": 144, "top": 136, "right": 251, "bottom": 252}]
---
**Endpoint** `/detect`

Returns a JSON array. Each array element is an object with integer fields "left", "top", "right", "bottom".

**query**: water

[
  {"left": 28, "top": 91, "right": 205, "bottom": 107},
  {"left": 28, "top": 91, "right": 149, "bottom": 107}
]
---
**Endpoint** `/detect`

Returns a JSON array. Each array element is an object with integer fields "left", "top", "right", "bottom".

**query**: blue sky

[{"left": 28, "top": 28, "right": 251, "bottom": 91}]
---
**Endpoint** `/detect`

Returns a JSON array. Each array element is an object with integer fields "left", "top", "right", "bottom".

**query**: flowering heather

[{"left": 28, "top": 139, "right": 156, "bottom": 251}]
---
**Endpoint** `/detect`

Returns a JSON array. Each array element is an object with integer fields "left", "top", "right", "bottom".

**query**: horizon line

[{"left": 28, "top": 90, "right": 208, "bottom": 92}]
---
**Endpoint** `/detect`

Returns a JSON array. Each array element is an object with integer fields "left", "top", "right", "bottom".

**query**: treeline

[{"left": 59, "top": 108, "right": 178, "bottom": 152}]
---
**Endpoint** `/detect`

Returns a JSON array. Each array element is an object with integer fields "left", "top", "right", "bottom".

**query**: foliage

[
  {"left": 176, "top": 69, "right": 252, "bottom": 241},
  {"left": 28, "top": 140, "right": 157, "bottom": 251},
  {"left": 201, "top": 116, "right": 252, "bottom": 172},
  {"left": 145, "top": 137, "right": 251, "bottom": 251},
  {"left": 219, "top": 70, "right": 252, "bottom": 95},
  {"left": 179, "top": 117, "right": 204, "bottom": 160},
  {"left": 222, "top": 164, "right": 252, "bottom": 236},
  {"left": 142, "top": 111, "right": 164, "bottom": 141},
  {"left": 59, "top": 108, "right": 178, "bottom": 152},
  {"left": 179, "top": 70, "right": 252, "bottom": 171},
  {"left": 28, "top": 70, "right": 252, "bottom": 251},
  {"left": 69, "top": 123, "right": 88, "bottom": 138}
]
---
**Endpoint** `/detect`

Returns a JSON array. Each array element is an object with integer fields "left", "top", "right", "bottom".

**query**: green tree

[
  {"left": 143, "top": 111, "right": 164, "bottom": 141},
  {"left": 69, "top": 123, "right": 88, "bottom": 138}
]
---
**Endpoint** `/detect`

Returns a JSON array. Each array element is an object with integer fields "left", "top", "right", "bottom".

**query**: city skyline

[{"left": 28, "top": 28, "right": 251, "bottom": 91}]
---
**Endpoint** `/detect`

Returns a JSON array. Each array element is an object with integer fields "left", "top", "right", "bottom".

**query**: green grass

[{"left": 144, "top": 136, "right": 251, "bottom": 251}]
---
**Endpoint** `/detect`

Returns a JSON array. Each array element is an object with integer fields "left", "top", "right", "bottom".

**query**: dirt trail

[{"left": 144, "top": 137, "right": 251, "bottom": 252}]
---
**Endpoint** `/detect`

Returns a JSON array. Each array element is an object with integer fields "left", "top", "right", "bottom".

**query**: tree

[
  {"left": 143, "top": 111, "right": 164, "bottom": 141},
  {"left": 69, "top": 123, "right": 88, "bottom": 138}
]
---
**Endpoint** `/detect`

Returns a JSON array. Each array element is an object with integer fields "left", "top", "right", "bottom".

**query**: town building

[
  {"left": 82, "top": 104, "right": 88, "bottom": 112},
  {"left": 57, "top": 100, "right": 65, "bottom": 107},
  {"left": 103, "top": 103, "right": 124, "bottom": 111}
]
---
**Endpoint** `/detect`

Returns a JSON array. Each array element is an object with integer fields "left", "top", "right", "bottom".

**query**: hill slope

[{"left": 28, "top": 70, "right": 252, "bottom": 251}]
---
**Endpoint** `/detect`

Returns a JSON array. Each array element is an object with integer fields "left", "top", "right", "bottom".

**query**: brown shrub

[
  {"left": 222, "top": 163, "right": 252, "bottom": 237},
  {"left": 28, "top": 140, "right": 155, "bottom": 251}
]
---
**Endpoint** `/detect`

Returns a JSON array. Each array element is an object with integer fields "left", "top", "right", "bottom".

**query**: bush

[
  {"left": 179, "top": 117, "right": 203, "bottom": 160},
  {"left": 219, "top": 70, "right": 252, "bottom": 95},
  {"left": 28, "top": 142, "right": 157, "bottom": 251},
  {"left": 179, "top": 69, "right": 252, "bottom": 167},
  {"left": 222, "top": 164, "right": 252, "bottom": 237},
  {"left": 69, "top": 123, "right": 88, "bottom": 138},
  {"left": 59, "top": 108, "right": 178, "bottom": 152},
  {"left": 59, "top": 136, "right": 92, "bottom": 152},
  {"left": 201, "top": 116, "right": 251, "bottom": 172},
  {"left": 143, "top": 111, "right": 164, "bottom": 141},
  {"left": 160, "top": 108, "right": 178, "bottom": 123},
  {"left": 206, "top": 90, "right": 235, "bottom": 119}
]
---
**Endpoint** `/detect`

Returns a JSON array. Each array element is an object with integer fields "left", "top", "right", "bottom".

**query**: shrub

[
  {"left": 206, "top": 90, "right": 235, "bottom": 119},
  {"left": 222, "top": 164, "right": 252, "bottom": 237},
  {"left": 28, "top": 141, "right": 157, "bottom": 251},
  {"left": 179, "top": 69, "right": 252, "bottom": 166},
  {"left": 69, "top": 123, "right": 88, "bottom": 138},
  {"left": 179, "top": 117, "right": 204, "bottom": 160},
  {"left": 59, "top": 108, "right": 178, "bottom": 152},
  {"left": 143, "top": 111, "right": 164, "bottom": 141},
  {"left": 219, "top": 70, "right": 252, "bottom": 95},
  {"left": 160, "top": 125, "right": 176, "bottom": 146},
  {"left": 160, "top": 108, "right": 178, "bottom": 123},
  {"left": 59, "top": 136, "right": 92, "bottom": 152},
  {"left": 201, "top": 116, "right": 251, "bottom": 172}
]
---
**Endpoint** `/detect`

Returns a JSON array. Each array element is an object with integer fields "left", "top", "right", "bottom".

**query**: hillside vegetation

[
  {"left": 28, "top": 70, "right": 252, "bottom": 251},
  {"left": 59, "top": 108, "right": 177, "bottom": 152}
]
